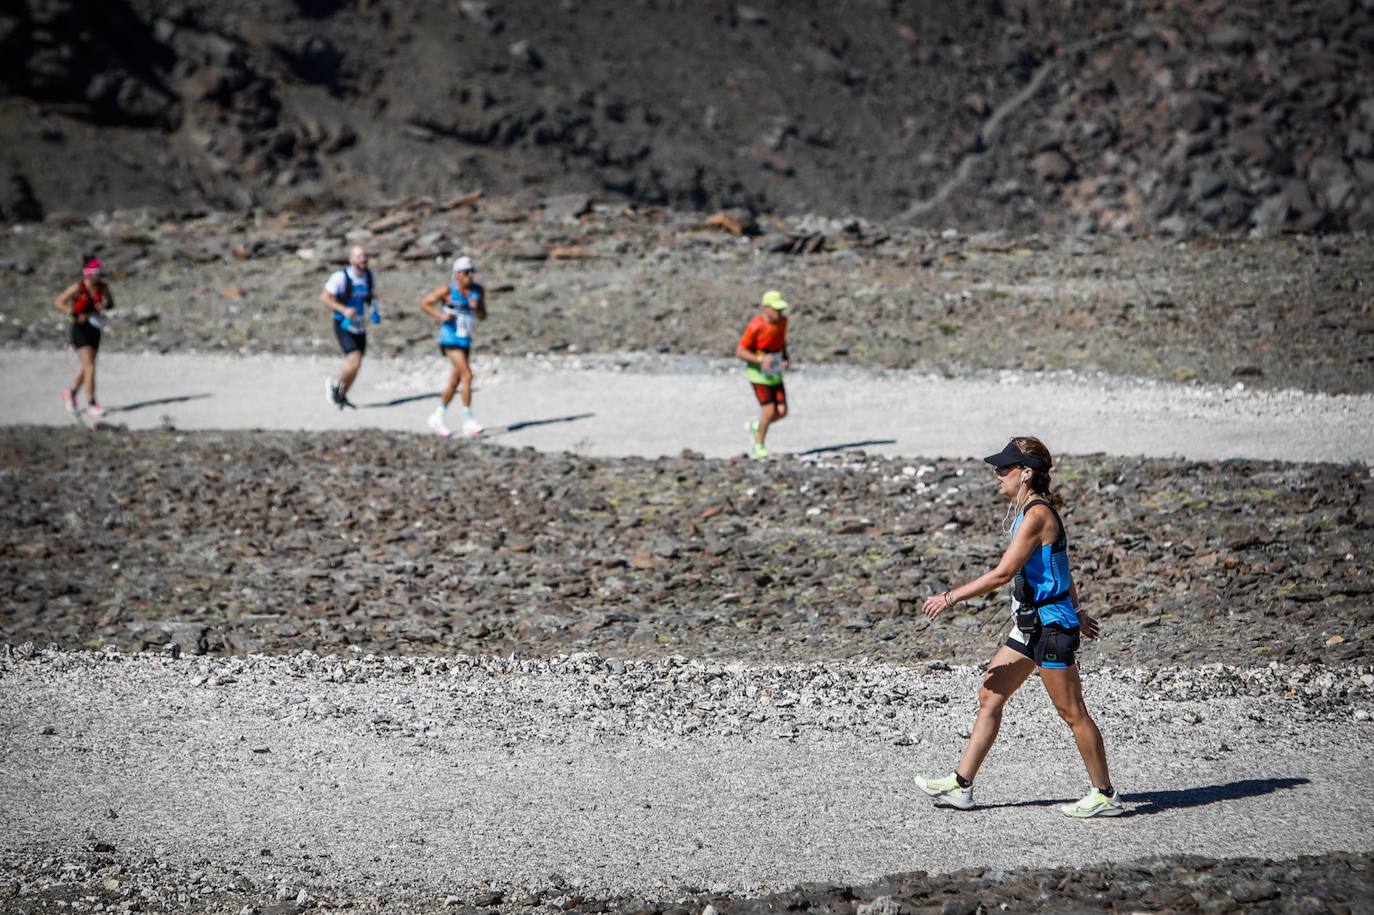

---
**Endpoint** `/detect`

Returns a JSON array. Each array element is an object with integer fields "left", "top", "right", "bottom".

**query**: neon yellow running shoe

[
  {"left": 1060, "top": 788, "right": 1125, "bottom": 818},
  {"left": 913, "top": 772, "right": 974, "bottom": 810},
  {"left": 745, "top": 419, "right": 759, "bottom": 440},
  {"left": 752, "top": 442, "right": 769, "bottom": 460}
]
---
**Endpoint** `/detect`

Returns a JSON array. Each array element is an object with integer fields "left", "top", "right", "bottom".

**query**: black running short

[
  {"left": 334, "top": 323, "right": 366, "bottom": 355},
  {"left": 1006, "top": 623, "right": 1080, "bottom": 669},
  {"left": 70, "top": 321, "right": 101, "bottom": 351},
  {"left": 440, "top": 342, "right": 470, "bottom": 356}
]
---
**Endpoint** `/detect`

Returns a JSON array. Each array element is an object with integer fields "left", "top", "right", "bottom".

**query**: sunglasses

[{"left": 993, "top": 464, "right": 1021, "bottom": 477}]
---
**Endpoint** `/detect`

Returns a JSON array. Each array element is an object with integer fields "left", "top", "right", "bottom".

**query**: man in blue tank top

[
  {"left": 418, "top": 256, "right": 487, "bottom": 436},
  {"left": 320, "top": 245, "right": 379, "bottom": 410}
]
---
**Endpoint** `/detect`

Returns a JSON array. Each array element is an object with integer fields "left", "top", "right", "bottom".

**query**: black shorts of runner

[
  {"left": 70, "top": 321, "right": 101, "bottom": 351},
  {"left": 439, "top": 342, "right": 470, "bottom": 356},
  {"left": 752, "top": 382, "right": 786, "bottom": 406},
  {"left": 1006, "top": 623, "right": 1080, "bottom": 669},
  {"left": 335, "top": 323, "right": 366, "bottom": 355}
]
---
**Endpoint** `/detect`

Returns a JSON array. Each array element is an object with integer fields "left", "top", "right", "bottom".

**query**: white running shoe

[
  {"left": 83, "top": 402, "right": 106, "bottom": 419},
  {"left": 1061, "top": 788, "right": 1125, "bottom": 818},
  {"left": 462, "top": 416, "right": 484, "bottom": 436},
  {"left": 914, "top": 772, "right": 975, "bottom": 810},
  {"left": 428, "top": 412, "right": 452, "bottom": 438},
  {"left": 61, "top": 388, "right": 77, "bottom": 415}
]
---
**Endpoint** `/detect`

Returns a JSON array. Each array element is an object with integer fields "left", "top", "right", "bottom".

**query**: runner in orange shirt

[{"left": 735, "top": 290, "right": 790, "bottom": 459}]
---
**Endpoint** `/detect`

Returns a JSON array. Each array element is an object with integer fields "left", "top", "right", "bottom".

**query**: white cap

[{"left": 452, "top": 256, "right": 475, "bottom": 273}]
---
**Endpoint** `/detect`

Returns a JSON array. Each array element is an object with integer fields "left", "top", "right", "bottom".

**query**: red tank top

[{"left": 72, "top": 281, "right": 103, "bottom": 316}]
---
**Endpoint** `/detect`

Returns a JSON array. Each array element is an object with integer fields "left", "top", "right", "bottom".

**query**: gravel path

[
  {"left": 3, "top": 651, "right": 1372, "bottom": 902},
  {"left": 4, "top": 347, "right": 1372, "bottom": 463}
]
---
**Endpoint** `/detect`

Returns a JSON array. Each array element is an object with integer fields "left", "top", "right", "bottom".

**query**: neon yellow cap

[{"left": 761, "top": 290, "right": 789, "bottom": 310}]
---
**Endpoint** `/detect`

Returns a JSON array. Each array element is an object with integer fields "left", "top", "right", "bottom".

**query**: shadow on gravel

[
  {"left": 361, "top": 392, "right": 440, "bottom": 408},
  {"left": 108, "top": 393, "right": 211, "bottom": 413},
  {"left": 486, "top": 413, "right": 596, "bottom": 435},
  {"left": 796, "top": 438, "right": 898, "bottom": 455},
  {"left": 1124, "top": 777, "right": 1310, "bottom": 816},
  {"left": 973, "top": 778, "right": 1310, "bottom": 815}
]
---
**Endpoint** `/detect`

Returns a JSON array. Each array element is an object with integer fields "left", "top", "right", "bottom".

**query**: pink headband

[{"left": 83, "top": 259, "right": 102, "bottom": 276}]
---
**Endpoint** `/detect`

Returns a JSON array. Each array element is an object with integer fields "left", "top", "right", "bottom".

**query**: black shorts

[
  {"left": 1006, "top": 623, "right": 1080, "bottom": 669},
  {"left": 70, "top": 321, "right": 101, "bottom": 351},
  {"left": 752, "top": 382, "right": 786, "bottom": 405},
  {"left": 334, "top": 323, "right": 366, "bottom": 355},
  {"left": 440, "top": 342, "right": 470, "bottom": 356}
]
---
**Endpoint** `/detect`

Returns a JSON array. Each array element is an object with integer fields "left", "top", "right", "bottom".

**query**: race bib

[
  {"left": 761, "top": 352, "right": 784, "bottom": 375},
  {"left": 453, "top": 311, "right": 475, "bottom": 339}
]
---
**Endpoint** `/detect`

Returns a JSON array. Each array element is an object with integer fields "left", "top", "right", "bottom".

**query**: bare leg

[
  {"left": 757, "top": 402, "right": 786, "bottom": 446},
  {"left": 1040, "top": 665, "right": 1112, "bottom": 789},
  {"left": 338, "top": 350, "right": 363, "bottom": 395},
  {"left": 456, "top": 351, "right": 474, "bottom": 408},
  {"left": 70, "top": 353, "right": 88, "bottom": 398},
  {"left": 440, "top": 350, "right": 472, "bottom": 407},
  {"left": 954, "top": 645, "right": 1036, "bottom": 781},
  {"left": 76, "top": 347, "right": 97, "bottom": 404}
]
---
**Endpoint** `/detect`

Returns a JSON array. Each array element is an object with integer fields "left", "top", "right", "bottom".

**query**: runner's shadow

[
  {"left": 1122, "top": 777, "right": 1309, "bottom": 816},
  {"left": 974, "top": 777, "right": 1308, "bottom": 815},
  {"left": 483, "top": 413, "right": 596, "bottom": 436},
  {"left": 360, "top": 392, "right": 440, "bottom": 408},
  {"left": 796, "top": 438, "right": 897, "bottom": 456},
  {"left": 107, "top": 394, "right": 212, "bottom": 414}
]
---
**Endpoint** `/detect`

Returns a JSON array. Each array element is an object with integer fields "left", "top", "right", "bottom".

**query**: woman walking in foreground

[{"left": 914, "top": 436, "right": 1124, "bottom": 818}]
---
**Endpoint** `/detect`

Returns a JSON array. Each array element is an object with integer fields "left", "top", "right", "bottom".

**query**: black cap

[{"left": 983, "top": 440, "right": 1048, "bottom": 470}]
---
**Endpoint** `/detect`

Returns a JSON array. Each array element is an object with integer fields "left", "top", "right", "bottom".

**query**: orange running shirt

[{"left": 739, "top": 314, "right": 787, "bottom": 354}]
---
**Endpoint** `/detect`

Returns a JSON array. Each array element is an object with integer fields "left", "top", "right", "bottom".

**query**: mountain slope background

[{"left": 2, "top": 0, "right": 1373, "bottom": 234}]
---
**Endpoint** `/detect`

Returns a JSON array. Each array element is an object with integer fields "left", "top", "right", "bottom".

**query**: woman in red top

[
  {"left": 735, "top": 290, "right": 790, "bottom": 459},
  {"left": 54, "top": 259, "right": 115, "bottom": 418}
]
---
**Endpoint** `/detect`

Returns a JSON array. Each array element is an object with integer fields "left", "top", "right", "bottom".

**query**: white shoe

[
  {"left": 913, "top": 772, "right": 975, "bottom": 810},
  {"left": 428, "top": 412, "right": 451, "bottom": 438},
  {"left": 1061, "top": 788, "right": 1125, "bottom": 818},
  {"left": 462, "top": 417, "right": 484, "bottom": 436}
]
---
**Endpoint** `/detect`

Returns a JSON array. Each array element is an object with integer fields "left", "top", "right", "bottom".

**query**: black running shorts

[
  {"left": 335, "top": 323, "right": 366, "bottom": 355},
  {"left": 1006, "top": 623, "right": 1080, "bottom": 669},
  {"left": 70, "top": 321, "right": 101, "bottom": 351}
]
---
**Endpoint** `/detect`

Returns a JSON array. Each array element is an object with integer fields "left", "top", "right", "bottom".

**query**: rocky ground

[
  {"left": 2, "top": 426, "right": 1369, "bottom": 667},
  {"left": 3, "top": 1, "right": 1374, "bottom": 235},
  {"left": 3, "top": 201, "right": 1373, "bottom": 394},
  {"left": 2, "top": 649, "right": 1373, "bottom": 913},
  {"left": 3, "top": 847, "right": 1371, "bottom": 915}
]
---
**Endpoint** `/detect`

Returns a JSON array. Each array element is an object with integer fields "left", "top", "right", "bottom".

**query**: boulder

[
  {"left": 1189, "top": 169, "right": 1226, "bottom": 202},
  {"left": 0, "top": 169, "right": 44, "bottom": 222},
  {"left": 1249, "top": 193, "right": 1289, "bottom": 234},
  {"left": 1206, "top": 24, "right": 1252, "bottom": 52},
  {"left": 541, "top": 193, "right": 592, "bottom": 224},
  {"left": 1032, "top": 149, "right": 1074, "bottom": 182}
]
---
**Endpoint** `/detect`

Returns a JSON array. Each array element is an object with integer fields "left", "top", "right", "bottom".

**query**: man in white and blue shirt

[{"left": 319, "top": 244, "right": 378, "bottom": 409}]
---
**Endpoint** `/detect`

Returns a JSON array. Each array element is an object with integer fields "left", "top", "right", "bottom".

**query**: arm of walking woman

[{"left": 921, "top": 511, "right": 1049, "bottom": 620}]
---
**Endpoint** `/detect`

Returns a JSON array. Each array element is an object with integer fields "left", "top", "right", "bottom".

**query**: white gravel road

[
  {"left": 3, "top": 347, "right": 1371, "bottom": 463},
  {"left": 3, "top": 652, "right": 1372, "bottom": 899}
]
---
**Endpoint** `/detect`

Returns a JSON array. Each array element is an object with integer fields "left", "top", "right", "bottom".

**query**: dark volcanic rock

[
  {"left": 1, "top": 1, "right": 1372, "bottom": 233},
  {"left": 2, "top": 427, "right": 1371, "bottom": 668}
]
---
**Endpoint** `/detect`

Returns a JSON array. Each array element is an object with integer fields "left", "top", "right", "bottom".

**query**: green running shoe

[
  {"left": 745, "top": 418, "right": 759, "bottom": 440},
  {"left": 1060, "top": 788, "right": 1125, "bottom": 818},
  {"left": 752, "top": 442, "right": 769, "bottom": 460},
  {"left": 913, "top": 772, "right": 974, "bottom": 810}
]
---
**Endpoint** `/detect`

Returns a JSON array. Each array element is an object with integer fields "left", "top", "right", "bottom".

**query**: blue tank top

[
  {"left": 331, "top": 268, "right": 372, "bottom": 334},
  {"left": 438, "top": 280, "right": 482, "bottom": 345},
  {"left": 1009, "top": 499, "right": 1078, "bottom": 628}
]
